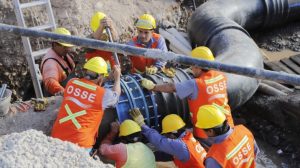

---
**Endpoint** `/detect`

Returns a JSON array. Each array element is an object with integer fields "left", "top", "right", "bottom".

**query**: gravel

[{"left": 0, "top": 129, "right": 113, "bottom": 168}]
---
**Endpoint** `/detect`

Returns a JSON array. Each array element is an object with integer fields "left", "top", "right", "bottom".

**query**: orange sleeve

[{"left": 42, "top": 60, "right": 65, "bottom": 95}]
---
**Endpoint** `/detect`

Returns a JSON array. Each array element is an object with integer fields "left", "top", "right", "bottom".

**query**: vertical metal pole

[{"left": 106, "top": 27, "right": 120, "bottom": 66}]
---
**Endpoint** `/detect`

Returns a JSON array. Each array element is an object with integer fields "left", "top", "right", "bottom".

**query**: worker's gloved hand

[
  {"left": 162, "top": 67, "right": 176, "bottom": 78},
  {"left": 141, "top": 78, "right": 155, "bottom": 90},
  {"left": 110, "top": 122, "right": 120, "bottom": 134},
  {"left": 145, "top": 66, "right": 158, "bottom": 75},
  {"left": 129, "top": 108, "right": 145, "bottom": 126},
  {"left": 54, "top": 90, "right": 64, "bottom": 96},
  {"left": 31, "top": 98, "right": 48, "bottom": 112}
]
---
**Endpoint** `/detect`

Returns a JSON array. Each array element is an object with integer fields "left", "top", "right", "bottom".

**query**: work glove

[
  {"left": 141, "top": 78, "right": 156, "bottom": 90},
  {"left": 31, "top": 98, "right": 48, "bottom": 112},
  {"left": 162, "top": 67, "right": 176, "bottom": 78},
  {"left": 129, "top": 108, "right": 145, "bottom": 126},
  {"left": 145, "top": 66, "right": 158, "bottom": 75}
]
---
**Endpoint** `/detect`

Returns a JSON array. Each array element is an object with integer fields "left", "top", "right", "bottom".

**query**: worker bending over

[
  {"left": 51, "top": 57, "right": 121, "bottom": 153},
  {"left": 127, "top": 14, "right": 167, "bottom": 74},
  {"left": 141, "top": 46, "right": 234, "bottom": 146},
  {"left": 130, "top": 108, "right": 206, "bottom": 168},
  {"left": 99, "top": 120, "right": 156, "bottom": 168},
  {"left": 41, "top": 28, "right": 76, "bottom": 96},
  {"left": 196, "top": 105, "right": 259, "bottom": 168}
]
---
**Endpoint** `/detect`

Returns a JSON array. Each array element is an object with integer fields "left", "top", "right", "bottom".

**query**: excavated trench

[{"left": 1, "top": 0, "right": 300, "bottom": 167}]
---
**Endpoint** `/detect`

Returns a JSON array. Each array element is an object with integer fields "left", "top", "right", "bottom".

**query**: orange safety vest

[
  {"left": 207, "top": 125, "right": 256, "bottom": 168},
  {"left": 173, "top": 131, "right": 207, "bottom": 168},
  {"left": 51, "top": 78, "right": 105, "bottom": 148},
  {"left": 85, "top": 49, "right": 116, "bottom": 67},
  {"left": 188, "top": 70, "right": 234, "bottom": 139},
  {"left": 129, "top": 33, "right": 160, "bottom": 73}
]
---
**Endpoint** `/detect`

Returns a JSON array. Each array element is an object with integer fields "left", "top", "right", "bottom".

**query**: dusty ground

[{"left": 252, "top": 22, "right": 300, "bottom": 52}]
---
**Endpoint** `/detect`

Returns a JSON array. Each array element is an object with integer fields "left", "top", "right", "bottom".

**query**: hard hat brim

[{"left": 58, "top": 42, "right": 74, "bottom": 47}]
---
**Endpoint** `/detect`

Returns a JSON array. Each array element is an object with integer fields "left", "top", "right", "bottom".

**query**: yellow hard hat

[
  {"left": 119, "top": 119, "right": 142, "bottom": 137},
  {"left": 83, "top": 57, "right": 108, "bottom": 75},
  {"left": 135, "top": 14, "right": 156, "bottom": 30},
  {"left": 196, "top": 105, "right": 226, "bottom": 129},
  {"left": 53, "top": 28, "right": 74, "bottom": 47},
  {"left": 161, "top": 114, "right": 186, "bottom": 134},
  {"left": 90, "top": 12, "right": 107, "bottom": 32},
  {"left": 191, "top": 46, "right": 215, "bottom": 61}
]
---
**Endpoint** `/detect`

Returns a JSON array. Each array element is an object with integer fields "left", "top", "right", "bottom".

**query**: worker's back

[{"left": 122, "top": 142, "right": 156, "bottom": 168}]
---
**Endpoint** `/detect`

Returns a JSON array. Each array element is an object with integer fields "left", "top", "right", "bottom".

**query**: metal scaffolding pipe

[{"left": 0, "top": 23, "right": 300, "bottom": 86}]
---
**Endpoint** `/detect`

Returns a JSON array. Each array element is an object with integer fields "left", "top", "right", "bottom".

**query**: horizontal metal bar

[
  {"left": 32, "top": 48, "right": 49, "bottom": 60},
  {"left": 20, "top": 0, "right": 48, "bottom": 9},
  {"left": 1, "top": 23, "right": 300, "bottom": 85}
]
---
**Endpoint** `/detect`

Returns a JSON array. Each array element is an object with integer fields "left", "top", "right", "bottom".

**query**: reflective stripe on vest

[
  {"left": 204, "top": 75, "right": 224, "bottom": 84},
  {"left": 207, "top": 125, "right": 256, "bottom": 168},
  {"left": 72, "top": 80, "right": 97, "bottom": 91},
  {"left": 59, "top": 104, "right": 87, "bottom": 129},
  {"left": 51, "top": 78, "right": 105, "bottom": 148},
  {"left": 188, "top": 70, "right": 234, "bottom": 138},
  {"left": 226, "top": 135, "right": 249, "bottom": 160}
]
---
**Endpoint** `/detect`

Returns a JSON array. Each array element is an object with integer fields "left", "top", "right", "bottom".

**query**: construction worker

[
  {"left": 141, "top": 46, "right": 234, "bottom": 146},
  {"left": 127, "top": 14, "right": 167, "bottom": 74},
  {"left": 85, "top": 12, "right": 119, "bottom": 67},
  {"left": 41, "top": 27, "right": 77, "bottom": 96},
  {"left": 99, "top": 120, "right": 156, "bottom": 168},
  {"left": 51, "top": 57, "right": 121, "bottom": 153},
  {"left": 196, "top": 105, "right": 259, "bottom": 167},
  {"left": 130, "top": 108, "right": 206, "bottom": 168}
]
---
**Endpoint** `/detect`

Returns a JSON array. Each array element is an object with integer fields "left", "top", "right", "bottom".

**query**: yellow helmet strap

[
  {"left": 163, "top": 127, "right": 185, "bottom": 138},
  {"left": 85, "top": 70, "right": 100, "bottom": 80},
  {"left": 206, "top": 120, "right": 229, "bottom": 136},
  {"left": 120, "top": 132, "right": 141, "bottom": 143}
]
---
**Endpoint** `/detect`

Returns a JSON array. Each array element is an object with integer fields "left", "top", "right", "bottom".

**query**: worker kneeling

[
  {"left": 196, "top": 105, "right": 259, "bottom": 168},
  {"left": 130, "top": 108, "right": 206, "bottom": 168},
  {"left": 99, "top": 120, "right": 156, "bottom": 168},
  {"left": 51, "top": 57, "right": 121, "bottom": 153}
]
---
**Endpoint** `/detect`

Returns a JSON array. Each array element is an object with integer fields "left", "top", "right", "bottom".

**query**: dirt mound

[{"left": 252, "top": 22, "right": 300, "bottom": 52}]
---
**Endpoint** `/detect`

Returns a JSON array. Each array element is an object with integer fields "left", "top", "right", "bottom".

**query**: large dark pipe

[{"left": 188, "top": 0, "right": 300, "bottom": 108}]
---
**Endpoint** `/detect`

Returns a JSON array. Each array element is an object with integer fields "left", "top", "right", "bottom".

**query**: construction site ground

[{"left": 1, "top": 0, "right": 300, "bottom": 167}]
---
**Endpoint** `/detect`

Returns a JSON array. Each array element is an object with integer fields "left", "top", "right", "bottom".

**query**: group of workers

[{"left": 46, "top": 12, "right": 259, "bottom": 168}]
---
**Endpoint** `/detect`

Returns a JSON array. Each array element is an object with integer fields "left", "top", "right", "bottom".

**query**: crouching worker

[
  {"left": 99, "top": 120, "right": 156, "bottom": 168},
  {"left": 130, "top": 108, "right": 206, "bottom": 168},
  {"left": 51, "top": 57, "right": 121, "bottom": 153},
  {"left": 196, "top": 105, "right": 259, "bottom": 168}
]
